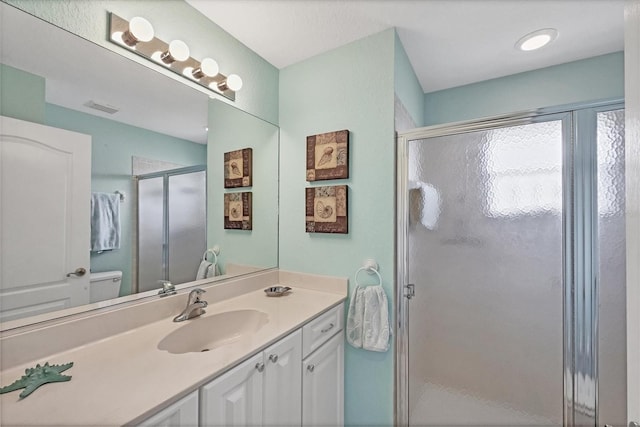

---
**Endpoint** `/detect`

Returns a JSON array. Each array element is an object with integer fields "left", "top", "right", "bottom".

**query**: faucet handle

[
  {"left": 189, "top": 288, "right": 206, "bottom": 302},
  {"left": 157, "top": 280, "right": 176, "bottom": 297}
]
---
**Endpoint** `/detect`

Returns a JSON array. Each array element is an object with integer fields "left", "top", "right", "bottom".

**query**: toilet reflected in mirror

[{"left": 89, "top": 271, "right": 122, "bottom": 304}]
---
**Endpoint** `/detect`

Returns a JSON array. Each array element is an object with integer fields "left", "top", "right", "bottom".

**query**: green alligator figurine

[{"left": 0, "top": 362, "right": 73, "bottom": 399}]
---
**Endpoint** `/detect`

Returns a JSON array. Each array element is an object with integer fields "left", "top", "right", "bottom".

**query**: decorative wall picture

[
  {"left": 224, "top": 192, "right": 252, "bottom": 230},
  {"left": 224, "top": 148, "right": 253, "bottom": 188},
  {"left": 305, "top": 185, "right": 348, "bottom": 234},
  {"left": 306, "top": 129, "right": 349, "bottom": 181}
]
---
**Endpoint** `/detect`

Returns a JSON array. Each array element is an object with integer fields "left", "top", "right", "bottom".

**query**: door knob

[
  {"left": 268, "top": 354, "right": 278, "bottom": 363},
  {"left": 629, "top": 422, "right": 639, "bottom": 427},
  {"left": 66, "top": 268, "right": 87, "bottom": 277},
  {"left": 255, "top": 362, "right": 265, "bottom": 373},
  {"left": 307, "top": 364, "right": 315, "bottom": 373}
]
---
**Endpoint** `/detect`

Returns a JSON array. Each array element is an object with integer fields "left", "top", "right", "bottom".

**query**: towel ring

[
  {"left": 355, "top": 266, "right": 382, "bottom": 287},
  {"left": 203, "top": 249, "right": 218, "bottom": 265}
]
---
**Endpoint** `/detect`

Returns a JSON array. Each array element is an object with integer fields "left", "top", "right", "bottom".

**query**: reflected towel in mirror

[
  {"left": 90, "top": 193, "right": 121, "bottom": 252},
  {"left": 196, "top": 260, "right": 220, "bottom": 280}
]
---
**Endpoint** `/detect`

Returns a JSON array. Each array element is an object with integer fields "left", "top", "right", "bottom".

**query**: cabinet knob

[
  {"left": 268, "top": 354, "right": 278, "bottom": 363},
  {"left": 307, "top": 364, "right": 315, "bottom": 373},
  {"left": 255, "top": 362, "right": 265, "bottom": 373}
]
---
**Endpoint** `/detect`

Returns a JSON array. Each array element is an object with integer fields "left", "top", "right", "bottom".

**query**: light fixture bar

[{"left": 108, "top": 13, "right": 239, "bottom": 101}]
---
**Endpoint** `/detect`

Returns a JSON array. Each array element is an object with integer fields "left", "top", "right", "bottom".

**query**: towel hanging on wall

[
  {"left": 90, "top": 192, "right": 121, "bottom": 252},
  {"left": 346, "top": 266, "right": 390, "bottom": 352},
  {"left": 196, "top": 249, "right": 220, "bottom": 280}
]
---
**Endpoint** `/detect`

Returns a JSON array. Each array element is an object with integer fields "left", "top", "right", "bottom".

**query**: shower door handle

[{"left": 405, "top": 284, "right": 415, "bottom": 300}]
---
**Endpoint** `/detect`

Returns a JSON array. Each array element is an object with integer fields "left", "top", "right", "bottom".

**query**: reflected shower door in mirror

[
  {"left": 136, "top": 166, "right": 207, "bottom": 293},
  {"left": 0, "top": 3, "right": 279, "bottom": 329}
]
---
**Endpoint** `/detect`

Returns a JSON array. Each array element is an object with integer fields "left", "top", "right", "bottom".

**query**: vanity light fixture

[
  {"left": 515, "top": 28, "right": 558, "bottom": 51},
  {"left": 108, "top": 13, "right": 241, "bottom": 101}
]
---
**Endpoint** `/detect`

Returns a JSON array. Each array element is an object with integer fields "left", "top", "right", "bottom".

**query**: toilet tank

[{"left": 89, "top": 270, "right": 122, "bottom": 303}]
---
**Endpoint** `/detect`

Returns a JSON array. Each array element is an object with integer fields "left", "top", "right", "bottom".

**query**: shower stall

[
  {"left": 396, "top": 102, "right": 625, "bottom": 426},
  {"left": 135, "top": 165, "right": 207, "bottom": 293}
]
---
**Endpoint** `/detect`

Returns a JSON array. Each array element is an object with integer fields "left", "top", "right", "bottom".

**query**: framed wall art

[
  {"left": 306, "top": 129, "right": 349, "bottom": 181},
  {"left": 224, "top": 148, "right": 253, "bottom": 188},
  {"left": 305, "top": 185, "right": 348, "bottom": 234},
  {"left": 224, "top": 192, "right": 252, "bottom": 230}
]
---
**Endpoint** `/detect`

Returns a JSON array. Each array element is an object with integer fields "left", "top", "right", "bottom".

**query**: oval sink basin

[{"left": 158, "top": 309, "right": 269, "bottom": 354}]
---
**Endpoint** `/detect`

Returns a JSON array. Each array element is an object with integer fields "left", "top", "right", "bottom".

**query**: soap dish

[{"left": 264, "top": 286, "right": 292, "bottom": 297}]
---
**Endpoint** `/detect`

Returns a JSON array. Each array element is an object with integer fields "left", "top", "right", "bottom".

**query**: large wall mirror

[{"left": 0, "top": 3, "right": 279, "bottom": 329}]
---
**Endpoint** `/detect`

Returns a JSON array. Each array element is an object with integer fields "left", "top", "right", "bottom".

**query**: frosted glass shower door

[
  {"left": 406, "top": 119, "right": 566, "bottom": 426},
  {"left": 137, "top": 177, "right": 165, "bottom": 292},
  {"left": 168, "top": 170, "right": 206, "bottom": 285},
  {"left": 136, "top": 166, "right": 206, "bottom": 292}
]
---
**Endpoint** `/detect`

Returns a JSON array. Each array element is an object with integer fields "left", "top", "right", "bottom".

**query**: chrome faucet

[
  {"left": 173, "top": 288, "right": 208, "bottom": 322},
  {"left": 157, "top": 280, "right": 176, "bottom": 297}
]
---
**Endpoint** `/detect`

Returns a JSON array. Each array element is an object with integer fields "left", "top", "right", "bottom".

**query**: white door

[
  {"left": 138, "top": 391, "right": 199, "bottom": 427},
  {"left": 302, "top": 331, "right": 344, "bottom": 427},
  {"left": 0, "top": 116, "right": 91, "bottom": 322},
  {"left": 264, "top": 329, "right": 302, "bottom": 426},
  {"left": 200, "top": 353, "right": 264, "bottom": 426}
]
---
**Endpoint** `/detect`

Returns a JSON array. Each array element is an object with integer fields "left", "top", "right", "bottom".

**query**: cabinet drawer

[{"left": 302, "top": 304, "right": 344, "bottom": 358}]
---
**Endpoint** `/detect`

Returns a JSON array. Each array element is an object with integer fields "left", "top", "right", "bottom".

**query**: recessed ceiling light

[{"left": 516, "top": 28, "right": 558, "bottom": 51}]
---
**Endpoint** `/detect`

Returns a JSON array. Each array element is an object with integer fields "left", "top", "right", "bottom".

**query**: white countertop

[{"left": 0, "top": 285, "right": 345, "bottom": 426}]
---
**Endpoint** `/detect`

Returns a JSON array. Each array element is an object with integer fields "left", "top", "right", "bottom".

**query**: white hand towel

[
  {"left": 196, "top": 260, "right": 220, "bottom": 280},
  {"left": 196, "top": 260, "right": 213, "bottom": 280},
  {"left": 362, "top": 286, "right": 390, "bottom": 352},
  {"left": 90, "top": 192, "right": 121, "bottom": 252},
  {"left": 346, "top": 285, "right": 365, "bottom": 348}
]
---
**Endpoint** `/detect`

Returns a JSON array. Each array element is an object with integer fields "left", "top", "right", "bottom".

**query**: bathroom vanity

[
  {"left": 0, "top": 270, "right": 347, "bottom": 426},
  {"left": 149, "top": 305, "right": 344, "bottom": 427}
]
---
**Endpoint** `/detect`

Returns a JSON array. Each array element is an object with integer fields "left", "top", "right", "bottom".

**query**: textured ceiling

[{"left": 187, "top": 0, "right": 624, "bottom": 93}]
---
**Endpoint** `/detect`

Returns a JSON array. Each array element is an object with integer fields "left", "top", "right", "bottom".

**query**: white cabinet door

[
  {"left": 264, "top": 329, "right": 302, "bottom": 426},
  {"left": 200, "top": 353, "right": 264, "bottom": 426},
  {"left": 302, "top": 331, "right": 344, "bottom": 427},
  {"left": 138, "top": 391, "right": 199, "bottom": 427},
  {"left": 0, "top": 116, "right": 91, "bottom": 322}
]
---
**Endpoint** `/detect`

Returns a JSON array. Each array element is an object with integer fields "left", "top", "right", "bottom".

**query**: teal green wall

[
  {"left": 394, "top": 33, "right": 424, "bottom": 127},
  {"left": 0, "top": 64, "right": 45, "bottom": 123},
  {"left": 5, "top": 0, "right": 279, "bottom": 124},
  {"left": 45, "top": 103, "right": 206, "bottom": 296},
  {"left": 207, "top": 100, "right": 279, "bottom": 273},
  {"left": 279, "top": 29, "right": 396, "bottom": 426},
  {"left": 424, "top": 51, "right": 624, "bottom": 125}
]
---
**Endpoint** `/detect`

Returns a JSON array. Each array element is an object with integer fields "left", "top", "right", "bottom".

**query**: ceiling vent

[{"left": 83, "top": 100, "right": 119, "bottom": 114}]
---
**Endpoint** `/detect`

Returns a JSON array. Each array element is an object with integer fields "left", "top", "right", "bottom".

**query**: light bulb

[
  {"left": 227, "top": 74, "right": 243, "bottom": 91},
  {"left": 161, "top": 40, "right": 190, "bottom": 64},
  {"left": 192, "top": 58, "right": 219, "bottom": 79},
  {"left": 121, "top": 17, "right": 154, "bottom": 47},
  {"left": 218, "top": 74, "right": 243, "bottom": 92}
]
